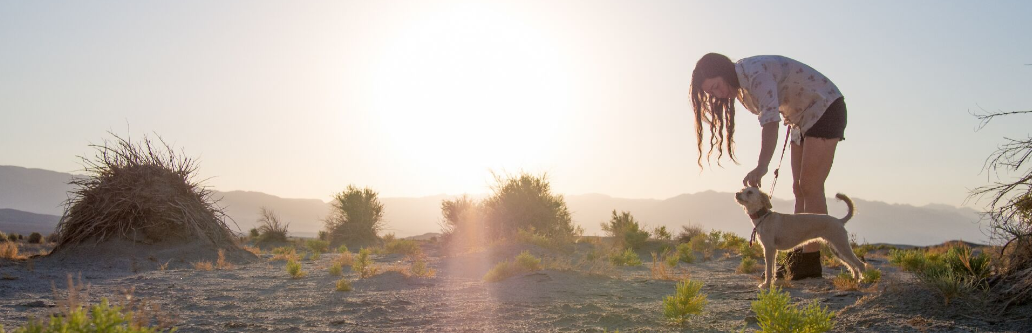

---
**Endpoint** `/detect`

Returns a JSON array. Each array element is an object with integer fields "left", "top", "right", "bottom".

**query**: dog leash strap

[{"left": 768, "top": 126, "right": 792, "bottom": 197}]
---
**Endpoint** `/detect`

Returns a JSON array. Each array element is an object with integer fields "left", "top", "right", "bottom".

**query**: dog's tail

[{"left": 836, "top": 193, "right": 854, "bottom": 224}]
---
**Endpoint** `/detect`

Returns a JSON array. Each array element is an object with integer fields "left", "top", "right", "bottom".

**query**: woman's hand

[{"left": 743, "top": 166, "right": 768, "bottom": 188}]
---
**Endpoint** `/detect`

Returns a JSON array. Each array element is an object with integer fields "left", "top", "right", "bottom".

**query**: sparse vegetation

[
  {"left": 2, "top": 298, "right": 170, "bottom": 333},
  {"left": 832, "top": 271, "right": 859, "bottom": 291},
  {"left": 328, "top": 262, "right": 343, "bottom": 276},
  {"left": 751, "top": 287, "right": 834, "bottom": 333},
  {"left": 737, "top": 256, "right": 758, "bottom": 274},
  {"left": 653, "top": 226, "right": 672, "bottom": 240},
  {"left": 0, "top": 243, "right": 20, "bottom": 260},
  {"left": 677, "top": 224, "right": 705, "bottom": 244},
  {"left": 484, "top": 251, "right": 544, "bottom": 282},
  {"left": 215, "top": 249, "right": 233, "bottom": 270},
  {"left": 861, "top": 268, "right": 881, "bottom": 284},
  {"left": 677, "top": 243, "right": 697, "bottom": 264},
  {"left": 255, "top": 207, "right": 290, "bottom": 246},
  {"left": 385, "top": 238, "right": 421, "bottom": 256},
  {"left": 650, "top": 252, "right": 682, "bottom": 280},
  {"left": 601, "top": 210, "right": 650, "bottom": 250},
  {"left": 888, "top": 244, "right": 992, "bottom": 305},
  {"left": 324, "top": 185, "right": 385, "bottom": 247},
  {"left": 27, "top": 232, "right": 42, "bottom": 244},
  {"left": 687, "top": 233, "right": 716, "bottom": 261},
  {"left": 306, "top": 239, "right": 330, "bottom": 254},
  {"left": 410, "top": 256, "right": 435, "bottom": 278},
  {"left": 192, "top": 261, "right": 214, "bottom": 271},
  {"left": 663, "top": 279, "right": 707, "bottom": 325},
  {"left": 337, "top": 244, "right": 349, "bottom": 253},
  {"left": 271, "top": 247, "right": 298, "bottom": 262},
  {"left": 515, "top": 251, "right": 542, "bottom": 271}
]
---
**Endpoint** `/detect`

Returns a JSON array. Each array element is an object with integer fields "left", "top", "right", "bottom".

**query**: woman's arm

[{"left": 743, "top": 122, "right": 779, "bottom": 187}]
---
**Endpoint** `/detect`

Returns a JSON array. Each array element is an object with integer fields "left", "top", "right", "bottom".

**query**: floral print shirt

[{"left": 734, "top": 55, "right": 843, "bottom": 144}]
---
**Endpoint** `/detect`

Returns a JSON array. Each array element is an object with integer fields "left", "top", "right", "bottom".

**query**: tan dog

[{"left": 734, "top": 187, "right": 864, "bottom": 289}]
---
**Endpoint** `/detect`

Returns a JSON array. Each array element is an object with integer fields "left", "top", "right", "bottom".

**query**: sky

[{"left": 1, "top": 1, "right": 1030, "bottom": 209}]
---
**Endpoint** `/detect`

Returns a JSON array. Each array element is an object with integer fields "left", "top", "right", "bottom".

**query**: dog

[{"left": 734, "top": 187, "right": 864, "bottom": 289}]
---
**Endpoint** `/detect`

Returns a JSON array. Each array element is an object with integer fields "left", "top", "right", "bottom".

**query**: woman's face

[{"left": 702, "top": 76, "right": 734, "bottom": 99}]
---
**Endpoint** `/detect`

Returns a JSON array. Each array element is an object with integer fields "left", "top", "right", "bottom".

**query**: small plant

[
  {"left": 0, "top": 242, "right": 21, "bottom": 260},
  {"left": 410, "top": 256, "right": 436, "bottom": 278},
  {"left": 286, "top": 259, "right": 306, "bottom": 279},
  {"left": 665, "top": 253, "right": 680, "bottom": 268},
  {"left": 271, "top": 247, "right": 298, "bottom": 262},
  {"left": 352, "top": 248, "right": 377, "bottom": 278},
  {"left": 601, "top": 210, "right": 650, "bottom": 250},
  {"left": 328, "top": 262, "right": 343, "bottom": 276},
  {"left": 337, "top": 251, "right": 355, "bottom": 266},
  {"left": 255, "top": 207, "right": 290, "bottom": 246},
  {"left": 337, "top": 244, "right": 349, "bottom": 253},
  {"left": 483, "top": 261, "right": 517, "bottom": 282},
  {"left": 832, "top": 271, "right": 859, "bottom": 291},
  {"left": 609, "top": 248, "right": 643, "bottom": 266},
  {"left": 688, "top": 233, "right": 715, "bottom": 261},
  {"left": 677, "top": 224, "right": 705, "bottom": 243},
  {"left": 3, "top": 298, "right": 172, "bottom": 333},
  {"left": 677, "top": 243, "right": 696, "bottom": 264},
  {"left": 718, "top": 231, "right": 746, "bottom": 250},
  {"left": 737, "top": 256, "right": 758, "bottom": 274},
  {"left": 738, "top": 241, "right": 762, "bottom": 259},
  {"left": 335, "top": 278, "right": 352, "bottom": 292},
  {"left": 653, "top": 226, "right": 672, "bottom": 240},
  {"left": 663, "top": 279, "right": 707, "bottom": 325},
  {"left": 751, "top": 287, "right": 834, "bottom": 333},
  {"left": 192, "top": 261, "right": 214, "bottom": 271},
  {"left": 889, "top": 248, "right": 927, "bottom": 271},
  {"left": 515, "top": 251, "right": 542, "bottom": 271},
  {"left": 28, "top": 232, "right": 43, "bottom": 244},
  {"left": 306, "top": 239, "right": 330, "bottom": 254},
  {"left": 311, "top": 252, "right": 321, "bottom": 261},
  {"left": 249, "top": 228, "right": 260, "bottom": 239},
  {"left": 215, "top": 249, "right": 234, "bottom": 270},
  {"left": 650, "top": 252, "right": 681, "bottom": 280},
  {"left": 861, "top": 268, "right": 881, "bottom": 284}
]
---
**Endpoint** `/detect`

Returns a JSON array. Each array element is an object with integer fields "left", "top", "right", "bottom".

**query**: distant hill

[
  {"left": 0, "top": 165, "right": 990, "bottom": 245},
  {"left": 0, "top": 208, "right": 60, "bottom": 235}
]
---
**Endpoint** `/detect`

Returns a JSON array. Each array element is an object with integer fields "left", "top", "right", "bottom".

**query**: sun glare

[{"left": 366, "top": 3, "right": 575, "bottom": 191}]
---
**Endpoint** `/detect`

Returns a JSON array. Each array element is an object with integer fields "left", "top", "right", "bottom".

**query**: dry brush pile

[{"left": 52, "top": 133, "right": 240, "bottom": 254}]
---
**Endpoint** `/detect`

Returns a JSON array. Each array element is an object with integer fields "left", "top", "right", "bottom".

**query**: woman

[{"left": 690, "top": 53, "right": 847, "bottom": 279}]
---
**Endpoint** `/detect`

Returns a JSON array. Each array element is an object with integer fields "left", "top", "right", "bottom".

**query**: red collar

[{"left": 749, "top": 207, "right": 771, "bottom": 220}]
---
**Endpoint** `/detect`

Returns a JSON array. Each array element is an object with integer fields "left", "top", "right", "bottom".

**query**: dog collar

[{"left": 749, "top": 207, "right": 771, "bottom": 220}]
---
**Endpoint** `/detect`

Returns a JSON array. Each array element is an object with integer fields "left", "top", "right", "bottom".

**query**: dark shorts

[{"left": 803, "top": 97, "right": 847, "bottom": 141}]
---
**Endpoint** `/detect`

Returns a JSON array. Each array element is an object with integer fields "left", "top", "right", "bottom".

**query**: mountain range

[{"left": 0, "top": 165, "right": 990, "bottom": 246}]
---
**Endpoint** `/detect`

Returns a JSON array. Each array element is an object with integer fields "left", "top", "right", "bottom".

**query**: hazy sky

[{"left": 1, "top": 1, "right": 1029, "bottom": 208}]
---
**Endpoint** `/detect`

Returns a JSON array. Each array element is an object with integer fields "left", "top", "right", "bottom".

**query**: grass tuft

[
  {"left": 737, "top": 256, "right": 758, "bottom": 274},
  {"left": 286, "top": 259, "right": 306, "bottom": 279},
  {"left": 751, "top": 286, "right": 834, "bottom": 333},
  {"left": 335, "top": 278, "right": 352, "bottom": 292},
  {"left": 192, "top": 261, "right": 213, "bottom": 271},
  {"left": 328, "top": 262, "right": 343, "bottom": 276},
  {"left": 609, "top": 248, "right": 643, "bottom": 267},
  {"left": 352, "top": 248, "right": 378, "bottom": 279}
]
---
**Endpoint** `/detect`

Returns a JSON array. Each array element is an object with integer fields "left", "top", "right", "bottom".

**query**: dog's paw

[{"left": 758, "top": 282, "right": 770, "bottom": 289}]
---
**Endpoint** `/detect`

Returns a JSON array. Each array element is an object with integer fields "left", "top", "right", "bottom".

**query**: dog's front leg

[{"left": 760, "top": 243, "right": 776, "bottom": 289}]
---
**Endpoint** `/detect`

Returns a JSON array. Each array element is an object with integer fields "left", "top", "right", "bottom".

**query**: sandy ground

[{"left": 1, "top": 240, "right": 1030, "bottom": 332}]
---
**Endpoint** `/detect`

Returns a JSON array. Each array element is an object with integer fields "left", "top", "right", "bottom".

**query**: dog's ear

[{"left": 760, "top": 192, "right": 773, "bottom": 210}]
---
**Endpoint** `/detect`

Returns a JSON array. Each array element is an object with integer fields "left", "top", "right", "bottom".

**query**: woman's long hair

[{"left": 690, "top": 53, "right": 741, "bottom": 167}]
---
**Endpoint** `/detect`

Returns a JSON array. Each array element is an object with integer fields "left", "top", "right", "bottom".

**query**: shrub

[
  {"left": 688, "top": 234, "right": 715, "bottom": 261},
  {"left": 609, "top": 248, "right": 643, "bottom": 267},
  {"left": 752, "top": 287, "right": 835, "bottom": 333},
  {"left": 665, "top": 253, "right": 680, "bottom": 268},
  {"left": 192, "top": 261, "right": 214, "bottom": 271},
  {"left": 324, "top": 185, "right": 385, "bottom": 247},
  {"left": 337, "top": 251, "right": 355, "bottom": 267},
  {"left": 833, "top": 271, "right": 859, "bottom": 291},
  {"left": 249, "top": 228, "right": 260, "bottom": 239},
  {"left": 654, "top": 226, "right": 672, "bottom": 240},
  {"left": 352, "top": 248, "right": 377, "bottom": 278},
  {"left": 650, "top": 253, "right": 680, "bottom": 280},
  {"left": 410, "top": 256, "right": 435, "bottom": 278},
  {"left": 889, "top": 248, "right": 927, "bottom": 271},
  {"left": 482, "top": 172, "right": 577, "bottom": 241},
  {"left": 739, "top": 241, "right": 762, "bottom": 259},
  {"left": 8, "top": 234, "right": 18, "bottom": 242},
  {"left": 271, "top": 247, "right": 298, "bottom": 262},
  {"left": 601, "top": 210, "right": 650, "bottom": 250},
  {"left": 3, "top": 298, "right": 170, "bottom": 333},
  {"left": 677, "top": 243, "right": 696, "bottom": 264},
  {"left": 718, "top": 232, "right": 746, "bottom": 250},
  {"left": 337, "top": 244, "right": 349, "bottom": 253},
  {"left": 336, "top": 278, "right": 352, "bottom": 292},
  {"left": 256, "top": 207, "right": 290, "bottom": 246},
  {"left": 737, "top": 256, "right": 758, "bottom": 274},
  {"left": 515, "top": 251, "right": 542, "bottom": 271},
  {"left": 385, "top": 239, "right": 421, "bottom": 256},
  {"left": 516, "top": 228, "right": 575, "bottom": 253},
  {"left": 918, "top": 268, "right": 975, "bottom": 306},
  {"left": 328, "top": 262, "right": 343, "bottom": 276},
  {"left": 861, "top": 268, "right": 882, "bottom": 284},
  {"left": 0, "top": 242, "right": 21, "bottom": 260},
  {"left": 663, "top": 279, "right": 707, "bottom": 325},
  {"left": 440, "top": 194, "right": 486, "bottom": 251},
  {"left": 483, "top": 261, "right": 517, "bottom": 282},
  {"left": 215, "top": 249, "right": 234, "bottom": 270},
  {"left": 27, "top": 232, "right": 42, "bottom": 244},
  {"left": 306, "top": 239, "right": 330, "bottom": 254},
  {"left": 677, "top": 224, "right": 705, "bottom": 244},
  {"left": 286, "top": 259, "right": 306, "bottom": 279}
]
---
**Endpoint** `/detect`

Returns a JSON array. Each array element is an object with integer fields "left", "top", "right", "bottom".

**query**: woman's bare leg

[{"left": 792, "top": 137, "right": 839, "bottom": 252}]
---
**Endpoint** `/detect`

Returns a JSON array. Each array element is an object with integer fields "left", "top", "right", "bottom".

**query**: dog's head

[{"left": 734, "top": 186, "right": 772, "bottom": 214}]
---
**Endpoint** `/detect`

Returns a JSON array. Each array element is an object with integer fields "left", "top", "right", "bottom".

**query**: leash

[
  {"left": 767, "top": 126, "right": 792, "bottom": 197},
  {"left": 748, "top": 210, "right": 772, "bottom": 246}
]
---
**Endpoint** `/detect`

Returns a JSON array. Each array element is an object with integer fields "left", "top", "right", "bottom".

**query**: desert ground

[{"left": 1, "top": 239, "right": 1030, "bottom": 333}]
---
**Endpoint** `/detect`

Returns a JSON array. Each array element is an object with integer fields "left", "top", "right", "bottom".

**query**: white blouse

[{"left": 735, "top": 55, "right": 843, "bottom": 144}]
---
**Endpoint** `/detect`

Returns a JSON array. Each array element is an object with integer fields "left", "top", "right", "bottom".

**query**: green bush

[
  {"left": 677, "top": 243, "right": 696, "bottom": 264},
  {"left": 889, "top": 248, "right": 927, "bottom": 271},
  {"left": 601, "top": 210, "right": 650, "bottom": 250},
  {"left": 286, "top": 259, "right": 306, "bottom": 279},
  {"left": 515, "top": 251, "right": 542, "bottom": 271},
  {"left": 352, "top": 248, "right": 377, "bottom": 278},
  {"left": 248, "top": 228, "right": 260, "bottom": 239},
  {"left": 739, "top": 241, "right": 762, "bottom": 259},
  {"left": 27, "top": 232, "right": 43, "bottom": 244},
  {"left": 337, "top": 244, "right": 349, "bottom": 253},
  {"left": 677, "top": 225, "right": 705, "bottom": 244},
  {"left": 654, "top": 226, "right": 672, "bottom": 240},
  {"left": 516, "top": 228, "right": 575, "bottom": 253},
  {"left": 609, "top": 248, "right": 643, "bottom": 267},
  {"left": 410, "top": 256, "right": 435, "bottom": 278},
  {"left": 325, "top": 185, "right": 385, "bottom": 247},
  {"left": 718, "top": 232, "right": 746, "bottom": 250},
  {"left": 665, "top": 253, "right": 680, "bottom": 268},
  {"left": 861, "top": 268, "right": 881, "bottom": 284},
  {"left": 385, "top": 239, "right": 421, "bottom": 256},
  {"left": 2, "top": 298, "right": 170, "bottom": 333},
  {"left": 481, "top": 172, "right": 577, "bottom": 241},
  {"left": 737, "top": 256, "right": 758, "bottom": 274},
  {"left": 663, "top": 279, "right": 707, "bottom": 325},
  {"left": 306, "top": 239, "right": 330, "bottom": 254},
  {"left": 328, "top": 262, "right": 343, "bottom": 276},
  {"left": 688, "top": 234, "right": 715, "bottom": 260},
  {"left": 751, "top": 287, "right": 834, "bottom": 333},
  {"left": 336, "top": 278, "right": 352, "bottom": 292}
]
